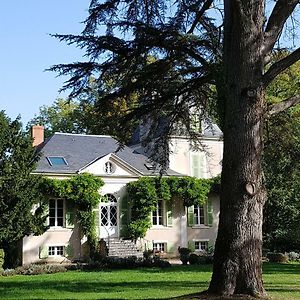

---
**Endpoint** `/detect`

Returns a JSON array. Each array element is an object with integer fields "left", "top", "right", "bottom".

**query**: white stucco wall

[{"left": 168, "top": 137, "right": 223, "bottom": 178}]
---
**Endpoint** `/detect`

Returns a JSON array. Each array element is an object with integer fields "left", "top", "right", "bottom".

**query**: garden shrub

[
  {"left": 178, "top": 247, "right": 191, "bottom": 265},
  {"left": 82, "top": 256, "right": 171, "bottom": 269},
  {"left": 188, "top": 253, "right": 199, "bottom": 265},
  {"left": 267, "top": 252, "right": 289, "bottom": 263},
  {"left": 0, "top": 264, "right": 67, "bottom": 276},
  {"left": 288, "top": 251, "right": 300, "bottom": 261},
  {"left": 0, "top": 249, "right": 4, "bottom": 269}
]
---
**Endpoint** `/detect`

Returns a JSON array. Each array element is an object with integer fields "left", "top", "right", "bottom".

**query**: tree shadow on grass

[
  {"left": 0, "top": 279, "right": 209, "bottom": 299},
  {"left": 263, "top": 262, "right": 300, "bottom": 275}
]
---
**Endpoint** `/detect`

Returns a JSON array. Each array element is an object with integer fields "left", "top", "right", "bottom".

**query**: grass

[{"left": 0, "top": 263, "right": 299, "bottom": 299}]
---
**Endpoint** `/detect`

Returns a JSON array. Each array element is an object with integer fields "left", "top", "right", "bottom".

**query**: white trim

[
  {"left": 54, "top": 132, "right": 112, "bottom": 138},
  {"left": 192, "top": 238, "right": 209, "bottom": 242}
]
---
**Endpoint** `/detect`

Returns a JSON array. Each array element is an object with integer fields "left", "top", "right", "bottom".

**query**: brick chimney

[{"left": 31, "top": 125, "right": 44, "bottom": 147}]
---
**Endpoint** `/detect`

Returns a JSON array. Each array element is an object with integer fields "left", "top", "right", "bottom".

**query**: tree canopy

[
  {"left": 0, "top": 112, "right": 47, "bottom": 268},
  {"left": 51, "top": 0, "right": 300, "bottom": 297}
]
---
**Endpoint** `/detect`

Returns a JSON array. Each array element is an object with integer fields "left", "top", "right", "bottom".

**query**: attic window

[
  {"left": 145, "top": 163, "right": 155, "bottom": 170},
  {"left": 47, "top": 156, "right": 68, "bottom": 166},
  {"left": 104, "top": 161, "right": 115, "bottom": 174}
]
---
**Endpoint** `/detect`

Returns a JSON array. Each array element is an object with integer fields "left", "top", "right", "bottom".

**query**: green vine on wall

[
  {"left": 126, "top": 176, "right": 220, "bottom": 240},
  {"left": 40, "top": 173, "right": 104, "bottom": 250}
]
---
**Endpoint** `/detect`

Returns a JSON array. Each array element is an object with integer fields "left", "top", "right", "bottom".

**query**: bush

[
  {"left": 0, "top": 249, "right": 4, "bottom": 270},
  {"left": 188, "top": 253, "right": 199, "bottom": 265},
  {"left": 83, "top": 256, "right": 171, "bottom": 270},
  {"left": 178, "top": 247, "right": 191, "bottom": 265},
  {"left": 267, "top": 252, "right": 289, "bottom": 263},
  {"left": 288, "top": 251, "right": 300, "bottom": 261},
  {"left": 143, "top": 250, "right": 154, "bottom": 260},
  {"left": 0, "top": 264, "right": 67, "bottom": 276}
]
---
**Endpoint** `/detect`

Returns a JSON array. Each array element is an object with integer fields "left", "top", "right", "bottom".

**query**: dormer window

[
  {"left": 47, "top": 156, "right": 68, "bottom": 166},
  {"left": 104, "top": 161, "right": 115, "bottom": 174}
]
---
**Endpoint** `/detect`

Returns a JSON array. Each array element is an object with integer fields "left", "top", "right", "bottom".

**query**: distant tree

[
  {"left": 0, "top": 112, "right": 47, "bottom": 268},
  {"left": 263, "top": 111, "right": 300, "bottom": 252},
  {"left": 51, "top": 0, "right": 300, "bottom": 297},
  {"left": 27, "top": 98, "right": 84, "bottom": 138},
  {"left": 263, "top": 56, "right": 300, "bottom": 252},
  {"left": 28, "top": 78, "right": 138, "bottom": 139}
]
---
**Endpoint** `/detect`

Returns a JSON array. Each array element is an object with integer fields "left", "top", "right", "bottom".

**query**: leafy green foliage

[
  {"left": 40, "top": 173, "right": 104, "bottom": 249},
  {"left": 0, "top": 112, "right": 47, "bottom": 268},
  {"left": 27, "top": 98, "right": 85, "bottom": 138},
  {"left": 263, "top": 111, "right": 300, "bottom": 251},
  {"left": 126, "top": 176, "right": 218, "bottom": 239}
]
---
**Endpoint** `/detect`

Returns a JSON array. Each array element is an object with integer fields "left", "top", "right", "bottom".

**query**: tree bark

[{"left": 208, "top": 0, "right": 267, "bottom": 297}]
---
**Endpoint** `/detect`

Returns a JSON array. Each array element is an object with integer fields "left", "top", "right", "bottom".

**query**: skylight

[{"left": 47, "top": 156, "right": 68, "bottom": 166}]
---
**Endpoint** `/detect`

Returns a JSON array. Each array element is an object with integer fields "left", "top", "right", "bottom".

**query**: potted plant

[{"left": 178, "top": 247, "right": 191, "bottom": 265}]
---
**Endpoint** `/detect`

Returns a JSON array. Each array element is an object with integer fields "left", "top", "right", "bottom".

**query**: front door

[{"left": 100, "top": 194, "right": 118, "bottom": 238}]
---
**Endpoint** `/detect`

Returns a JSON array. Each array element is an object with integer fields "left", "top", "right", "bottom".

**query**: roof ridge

[{"left": 54, "top": 132, "right": 113, "bottom": 138}]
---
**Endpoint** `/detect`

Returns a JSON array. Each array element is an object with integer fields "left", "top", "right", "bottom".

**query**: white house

[{"left": 22, "top": 123, "right": 223, "bottom": 265}]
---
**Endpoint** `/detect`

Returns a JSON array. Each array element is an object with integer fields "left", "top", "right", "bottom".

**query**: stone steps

[{"left": 105, "top": 239, "right": 143, "bottom": 258}]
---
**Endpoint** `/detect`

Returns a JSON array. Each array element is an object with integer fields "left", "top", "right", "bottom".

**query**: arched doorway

[{"left": 100, "top": 194, "right": 118, "bottom": 238}]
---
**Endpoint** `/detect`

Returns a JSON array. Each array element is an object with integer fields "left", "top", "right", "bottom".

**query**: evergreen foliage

[
  {"left": 40, "top": 173, "right": 104, "bottom": 249},
  {"left": 126, "top": 176, "right": 218, "bottom": 239},
  {"left": 49, "top": 0, "right": 300, "bottom": 296},
  {"left": 263, "top": 112, "right": 300, "bottom": 251},
  {"left": 0, "top": 112, "right": 47, "bottom": 268}
]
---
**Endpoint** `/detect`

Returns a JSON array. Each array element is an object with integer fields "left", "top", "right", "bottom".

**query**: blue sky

[
  {"left": 1, "top": 1, "right": 299, "bottom": 126},
  {"left": 0, "top": 0, "right": 90, "bottom": 125}
]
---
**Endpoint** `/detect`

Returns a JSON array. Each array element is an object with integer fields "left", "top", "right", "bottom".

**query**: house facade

[{"left": 22, "top": 124, "right": 223, "bottom": 265}]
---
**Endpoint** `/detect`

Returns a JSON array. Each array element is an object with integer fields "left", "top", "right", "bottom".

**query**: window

[
  {"left": 194, "top": 205, "right": 205, "bottom": 225},
  {"left": 153, "top": 242, "right": 166, "bottom": 252},
  {"left": 101, "top": 194, "right": 118, "bottom": 227},
  {"left": 104, "top": 161, "right": 115, "bottom": 174},
  {"left": 48, "top": 246, "right": 64, "bottom": 256},
  {"left": 49, "top": 199, "right": 64, "bottom": 227},
  {"left": 191, "top": 153, "right": 205, "bottom": 178},
  {"left": 195, "top": 241, "right": 208, "bottom": 252},
  {"left": 152, "top": 200, "right": 164, "bottom": 226},
  {"left": 47, "top": 156, "right": 68, "bottom": 166}
]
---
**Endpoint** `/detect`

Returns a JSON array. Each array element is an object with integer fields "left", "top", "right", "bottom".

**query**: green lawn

[{"left": 0, "top": 263, "right": 299, "bottom": 299}]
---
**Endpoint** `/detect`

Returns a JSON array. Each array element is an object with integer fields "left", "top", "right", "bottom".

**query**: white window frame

[
  {"left": 194, "top": 240, "right": 209, "bottom": 252},
  {"left": 104, "top": 161, "right": 116, "bottom": 175},
  {"left": 49, "top": 198, "right": 65, "bottom": 227},
  {"left": 48, "top": 245, "right": 64, "bottom": 257},
  {"left": 152, "top": 200, "right": 165, "bottom": 226},
  {"left": 153, "top": 242, "right": 166, "bottom": 253},
  {"left": 194, "top": 205, "right": 206, "bottom": 225}
]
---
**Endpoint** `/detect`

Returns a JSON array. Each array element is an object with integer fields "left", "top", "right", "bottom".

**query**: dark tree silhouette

[{"left": 50, "top": 0, "right": 300, "bottom": 297}]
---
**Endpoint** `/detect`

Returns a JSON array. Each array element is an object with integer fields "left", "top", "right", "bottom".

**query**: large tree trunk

[{"left": 208, "top": 0, "right": 267, "bottom": 297}]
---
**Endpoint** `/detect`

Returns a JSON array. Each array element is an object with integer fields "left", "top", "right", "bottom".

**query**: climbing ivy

[
  {"left": 126, "top": 176, "right": 220, "bottom": 240},
  {"left": 40, "top": 173, "right": 104, "bottom": 250}
]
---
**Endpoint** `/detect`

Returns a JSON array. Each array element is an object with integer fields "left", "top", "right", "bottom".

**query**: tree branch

[
  {"left": 263, "top": 47, "right": 300, "bottom": 87},
  {"left": 187, "top": 0, "right": 214, "bottom": 34},
  {"left": 262, "top": 0, "right": 299, "bottom": 57},
  {"left": 267, "top": 95, "right": 300, "bottom": 117}
]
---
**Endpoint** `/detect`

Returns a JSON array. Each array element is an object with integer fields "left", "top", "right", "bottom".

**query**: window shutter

[
  {"left": 44, "top": 203, "right": 49, "bottom": 227},
  {"left": 65, "top": 243, "right": 74, "bottom": 258},
  {"left": 39, "top": 246, "right": 48, "bottom": 259},
  {"left": 93, "top": 206, "right": 100, "bottom": 237},
  {"left": 166, "top": 201, "right": 173, "bottom": 227},
  {"left": 65, "top": 201, "right": 75, "bottom": 229},
  {"left": 187, "top": 206, "right": 195, "bottom": 227},
  {"left": 207, "top": 198, "right": 213, "bottom": 227},
  {"left": 119, "top": 195, "right": 129, "bottom": 236},
  {"left": 167, "top": 242, "right": 175, "bottom": 253},
  {"left": 188, "top": 241, "right": 195, "bottom": 252},
  {"left": 191, "top": 153, "right": 204, "bottom": 178}
]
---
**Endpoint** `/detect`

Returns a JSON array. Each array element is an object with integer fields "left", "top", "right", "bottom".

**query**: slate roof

[
  {"left": 34, "top": 133, "right": 181, "bottom": 176},
  {"left": 130, "top": 117, "right": 223, "bottom": 145}
]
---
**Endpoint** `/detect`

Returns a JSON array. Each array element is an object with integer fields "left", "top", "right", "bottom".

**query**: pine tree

[
  {"left": 0, "top": 112, "right": 47, "bottom": 268},
  {"left": 50, "top": 0, "right": 300, "bottom": 297}
]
